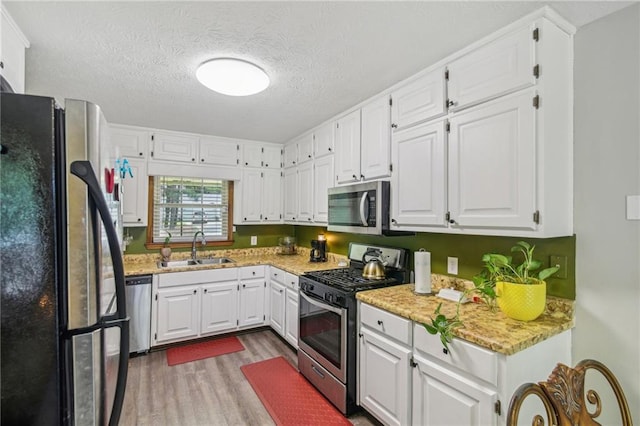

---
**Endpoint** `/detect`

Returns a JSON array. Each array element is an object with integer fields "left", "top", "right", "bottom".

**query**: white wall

[{"left": 574, "top": 3, "right": 640, "bottom": 422}]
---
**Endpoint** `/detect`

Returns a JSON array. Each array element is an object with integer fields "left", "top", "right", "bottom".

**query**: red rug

[
  {"left": 166, "top": 336, "right": 244, "bottom": 366},
  {"left": 241, "top": 356, "right": 352, "bottom": 426}
]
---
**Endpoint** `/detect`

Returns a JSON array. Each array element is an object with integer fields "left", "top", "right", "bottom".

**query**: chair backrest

[{"left": 507, "top": 359, "right": 633, "bottom": 426}]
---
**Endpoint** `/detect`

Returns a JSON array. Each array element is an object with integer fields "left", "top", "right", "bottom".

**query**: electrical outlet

[
  {"left": 250, "top": 236, "right": 257, "bottom": 246},
  {"left": 549, "top": 255, "right": 567, "bottom": 279},
  {"left": 447, "top": 257, "right": 458, "bottom": 275}
]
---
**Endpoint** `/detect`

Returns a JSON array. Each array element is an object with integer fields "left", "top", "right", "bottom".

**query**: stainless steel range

[{"left": 298, "top": 243, "right": 409, "bottom": 415}]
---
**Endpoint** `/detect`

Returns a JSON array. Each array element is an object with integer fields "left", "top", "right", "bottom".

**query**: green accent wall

[
  {"left": 295, "top": 226, "right": 576, "bottom": 300},
  {"left": 123, "top": 224, "right": 295, "bottom": 254},
  {"left": 124, "top": 224, "right": 575, "bottom": 300}
]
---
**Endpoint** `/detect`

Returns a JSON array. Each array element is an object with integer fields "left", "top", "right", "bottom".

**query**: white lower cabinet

[
  {"left": 358, "top": 302, "right": 571, "bottom": 426},
  {"left": 269, "top": 267, "right": 299, "bottom": 348},
  {"left": 152, "top": 267, "right": 269, "bottom": 346}
]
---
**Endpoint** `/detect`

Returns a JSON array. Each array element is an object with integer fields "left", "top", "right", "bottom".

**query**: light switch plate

[
  {"left": 626, "top": 195, "right": 640, "bottom": 220},
  {"left": 250, "top": 236, "right": 257, "bottom": 246},
  {"left": 549, "top": 255, "right": 567, "bottom": 279},
  {"left": 447, "top": 257, "right": 458, "bottom": 275}
]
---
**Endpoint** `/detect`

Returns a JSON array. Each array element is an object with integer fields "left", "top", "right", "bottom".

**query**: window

[{"left": 148, "top": 176, "right": 233, "bottom": 245}]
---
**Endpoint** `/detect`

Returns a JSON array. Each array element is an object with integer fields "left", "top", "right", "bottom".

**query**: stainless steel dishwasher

[{"left": 125, "top": 275, "right": 152, "bottom": 354}]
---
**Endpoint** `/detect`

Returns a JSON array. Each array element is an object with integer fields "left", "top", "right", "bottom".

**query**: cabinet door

[
  {"left": 151, "top": 132, "right": 199, "bottom": 163},
  {"left": 240, "top": 168, "right": 263, "bottom": 222},
  {"left": 313, "top": 122, "right": 335, "bottom": 158},
  {"left": 111, "top": 126, "right": 148, "bottom": 158},
  {"left": 269, "top": 281, "right": 286, "bottom": 336},
  {"left": 447, "top": 25, "right": 535, "bottom": 111},
  {"left": 335, "top": 110, "right": 361, "bottom": 184},
  {"left": 283, "top": 167, "right": 298, "bottom": 221},
  {"left": 391, "top": 120, "right": 446, "bottom": 227},
  {"left": 284, "top": 287, "right": 299, "bottom": 349},
  {"left": 359, "top": 328, "right": 412, "bottom": 426},
  {"left": 448, "top": 90, "right": 536, "bottom": 229},
  {"left": 391, "top": 67, "right": 446, "bottom": 131},
  {"left": 200, "top": 137, "right": 239, "bottom": 166},
  {"left": 412, "top": 354, "right": 497, "bottom": 426},
  {"left": 156, "top": 287, "right": 199, "bottom": 343},
  {"left": 283, "top": 143, "right": 298, "bottom": 168},
  {"left": 122, "top": 158, "right": 148, "bottom": 226},
  {"left": 361, "top": 95, "right": 392, "bottom": 181},
  {"left": 297, "top": 134, "right": 314, "bottom": 164},
  {"left": 242, "top": 144, "right": 263, "bottom": 167},
  {"left": 262, "top": 169, "right": 282, "bottom": 222},
  {"left": 263, "top": 145, "right": 282, "bottom": 169},
  {"left": 201, "top": 282, "right": 238, "bottom": 335},
  {"left": 297, "top": 162, "right": 313, "bottom": 223},
  {"left": 313, "top": 156, "right": 334, "bottom": 223},
  {"left": 239, "top": 279, "right": 265, "bottom": 328}
]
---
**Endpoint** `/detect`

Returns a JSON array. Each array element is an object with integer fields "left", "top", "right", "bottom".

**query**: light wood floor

[{"left": 121, "top": 329, "right": 380, "bottom": 426}]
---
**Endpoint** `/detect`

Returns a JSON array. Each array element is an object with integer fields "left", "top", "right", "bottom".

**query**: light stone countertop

[
  {"left": 356, "top": 280, "right": 574, "bottom": 356},
  {"left": 124, "top": 246, "right": 347, "bottom": 277}
]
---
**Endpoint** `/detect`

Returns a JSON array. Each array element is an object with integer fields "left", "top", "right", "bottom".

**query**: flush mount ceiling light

[{"left": 196, "top": 58, "right": 269, "bottom": 96}]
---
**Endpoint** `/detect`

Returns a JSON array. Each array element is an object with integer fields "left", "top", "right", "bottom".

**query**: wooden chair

[{"left": 507, "top": 359, "right": 633, "bottom": 426}]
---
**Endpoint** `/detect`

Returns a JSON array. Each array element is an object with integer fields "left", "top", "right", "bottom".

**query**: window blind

[{"left": 152, "top": 176, "right": 230, "bottom": 243}]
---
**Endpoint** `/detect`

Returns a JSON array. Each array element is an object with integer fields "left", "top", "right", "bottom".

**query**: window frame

[{"left": 145, "top": 177, "right": 235, "bottom": 249}]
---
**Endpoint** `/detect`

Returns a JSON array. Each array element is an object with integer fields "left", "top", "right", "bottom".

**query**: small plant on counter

[
  {"left": 423, "top": 241, "right": 560, "bottom": 350},
  {"left": 163, "top": 232, "right": 172, "bottom": 247},
  {"left": 423, "top": 302, "right": 462, "bottom": 352}
]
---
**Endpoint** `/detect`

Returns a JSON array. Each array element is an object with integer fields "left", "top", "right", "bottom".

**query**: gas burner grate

[{"left": 304, "top": 268, "right": 400, "bottom": 292}]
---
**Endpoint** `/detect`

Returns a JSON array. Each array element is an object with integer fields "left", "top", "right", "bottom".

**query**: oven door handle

[
  {"left": 300, "top": 291, "right": 344, "bottom": 315},
  {"left": 359, "top": 191, "right": 369, "bottom": 226}
]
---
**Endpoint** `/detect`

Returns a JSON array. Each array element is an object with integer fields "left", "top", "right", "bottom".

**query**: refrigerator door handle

[
  {"left": 70, "top": 160, "right": 126, "bottom": 320},
  {"left": 71, "top": 160, "right": 129, "bottom": 426}
]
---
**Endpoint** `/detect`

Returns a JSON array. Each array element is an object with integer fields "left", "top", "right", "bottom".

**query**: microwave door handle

[
  {"left": 359, "top": 191, "right": 369, "bottom": 226},
  {"left": 300, "top": 291, "right": 343, "bottom": 315}
]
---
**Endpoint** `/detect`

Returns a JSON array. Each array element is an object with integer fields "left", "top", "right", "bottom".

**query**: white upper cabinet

[
  {"left": 447, "top": 25, "right": 536, "bottom": 112},
  {"left": 242, "top": 144, "right": 263, "bottom": 167},
  {"left": 283, "top": 143, "right": 298, "bottom": 168},
  {"left": 297, "top": 134, "right": 314, "bottom": 164},
  {"left": 262, "top": 169, "right": 282, "bottom": 222},
  {"left": 240, "top": 168, "right": 263, "bottom": 222},
  {"left": 313, "top": 122, "right": 335, "bottom": 158},
  {"left": 448, "top": 90, "right": 536, "bottom": 230},
  {"left": 335, "top": 109, "right": 362, "bottom": 184},
  {"left": 1, "top": 7, "right": 29, "bottom": 94},
  {"left": 238, "top": 168, "right": 282, "bottom": 223},
  {"left": 283, "top": 167, "right": 298, "bottom": 221},
  {"left": 361, "top": 95, "right": 392, "bottom": 181},
  {"left": 200, "top": 137, "right": 239, "bottom": 166},
  {"left": 297, "top": 161, "right": 314, "bottom": 223},
  {"left": 391, "top": 67, "right": 446, "bottom": 131},
  {"left": 110, "top": 125, "right": 148, "bottom": 159},
  {"left": 151, "top": 131, "right": 199, "bottom": 163},
  {"left": 121, "top": 158, "right": 148, "bottom": 227},
  {"left": 313, "top": 155, "right": 334, "bottom": 224},
  {"left": 391, "top": 120, "right": 447, "bottom": 228},
  {"left": 263, "top": 145, "right": 282, "bottom": 169}
]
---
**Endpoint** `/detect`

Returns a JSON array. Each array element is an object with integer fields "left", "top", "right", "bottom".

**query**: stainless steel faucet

[{"left": 192, "top": 231, "right": 206, "bottom": 260}]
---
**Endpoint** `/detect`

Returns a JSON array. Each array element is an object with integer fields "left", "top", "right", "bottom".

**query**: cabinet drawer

[
  {"left": 158, "top": 268, "right": 238, "bottom": 288},
  {"left": 240, "top": 265, "right": 265, "bottom": 280},
  {"left": 360, "top": 303, "right": 412, "bottom": 346},
  {"left": 270, "top": 267, "right": 285, "bottom": 284},
  {"left": 413, "top": 323, "right": 497, "bottom": 386},
  {"left": 285, "top": 272, "right": 299, "bottom": 290}
]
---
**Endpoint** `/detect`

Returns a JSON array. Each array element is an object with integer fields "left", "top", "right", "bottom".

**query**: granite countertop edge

[{"left": 356, "top": 283, "right": 575, "bottom": 356}]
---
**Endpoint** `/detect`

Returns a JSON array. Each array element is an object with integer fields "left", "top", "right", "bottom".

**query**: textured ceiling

[{"left": 4, "top": 1, "right": 633, "bottom": 143}]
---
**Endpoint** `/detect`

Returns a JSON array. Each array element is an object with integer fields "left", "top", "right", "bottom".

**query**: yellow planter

[{"left": 496, "top": 280, "right": 546, "bottom": 321}]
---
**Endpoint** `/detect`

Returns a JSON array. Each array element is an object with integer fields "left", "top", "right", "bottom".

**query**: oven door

[{"left": 298, "top": 290, "right": 348, "bottom": 382}]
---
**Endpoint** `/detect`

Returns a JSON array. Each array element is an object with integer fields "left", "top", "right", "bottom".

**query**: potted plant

[
  {"left": 160, "top": 232, "right": 172, "bottom": 261},
  {"left": 423, "top": 241, "right": 559, "bottom": 350},
  {"left": 472, "top": 241, "right": 559, "bottom": 321}
]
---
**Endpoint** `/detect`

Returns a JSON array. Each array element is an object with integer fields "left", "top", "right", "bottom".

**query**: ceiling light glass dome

[{"left": 196, "top": 58, "right": 269, "bottom": 96}]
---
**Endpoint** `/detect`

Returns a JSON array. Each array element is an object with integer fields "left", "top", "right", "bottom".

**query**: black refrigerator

[{"left": 1, "top": 93, "right": 129, "bottom": 425}]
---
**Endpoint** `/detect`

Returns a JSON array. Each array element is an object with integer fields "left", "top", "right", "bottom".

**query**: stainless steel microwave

[{"left": 327, "top": 181, "right": 390, "bottom": 235}]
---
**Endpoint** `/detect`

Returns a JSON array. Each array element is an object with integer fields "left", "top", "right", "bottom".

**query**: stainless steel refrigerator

[{"left": 1, "top": 93, "right": 129, "bottom": 425}]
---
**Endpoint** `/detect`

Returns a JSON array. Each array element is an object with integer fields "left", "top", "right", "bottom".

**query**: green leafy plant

[
  {"left": 163, "top": 232, "right": 172, "bottom": 247},
  {"left": 423, "top": 241, "right": 559, "bottom": 351},
  {"left": 423, "top": 302, "right": 463, "bottom": 352}
]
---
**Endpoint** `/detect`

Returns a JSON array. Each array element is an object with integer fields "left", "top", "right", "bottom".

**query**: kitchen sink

[
  {"left": 156, "top": 257, "right": 235, "bottom": 268},
  {"left": 196, "top": 257, "right": 235, "bottom": 265},
  {"left": 156, "top": 260, "right": 198, "bottom": 268}
]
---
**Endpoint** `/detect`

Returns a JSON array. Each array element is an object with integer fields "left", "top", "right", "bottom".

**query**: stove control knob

[
  {"left": 336, "top": 295, "right": 346, "bottom": 306},
  {"left": 324, "top": 293, "right": 334, "bottom": 303}
]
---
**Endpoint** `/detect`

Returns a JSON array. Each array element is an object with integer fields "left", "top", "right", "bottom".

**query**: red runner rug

[
  {"left": 241, "top": 356, "right": 352, "bottom": 426},
  {"left": 166, "top": 336, "right": 244, "bottom": 366}
]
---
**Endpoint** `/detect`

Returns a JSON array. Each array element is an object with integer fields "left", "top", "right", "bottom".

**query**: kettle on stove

[{"left": 362, "top": 248, "right": 386, "bottom": 279}]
